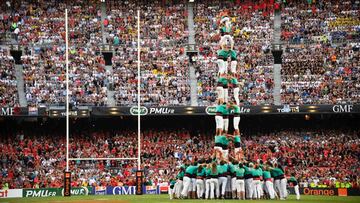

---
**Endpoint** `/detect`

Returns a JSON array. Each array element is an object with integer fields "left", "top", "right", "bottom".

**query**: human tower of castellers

[{"left": 168, "top": 12, "right": 300, "bottom": 200}]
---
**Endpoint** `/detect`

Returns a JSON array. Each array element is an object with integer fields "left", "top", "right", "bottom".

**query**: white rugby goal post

[{"left": 63, "top": 8, "right": 142, "bottom": 196}]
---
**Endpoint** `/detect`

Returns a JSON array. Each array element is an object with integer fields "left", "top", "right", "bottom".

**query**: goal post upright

[
  {"left": 64, "top": 8, "right": 71, "bottom": 197},
  {"left": 136, "top": 8, "right": 144, "bottom": 195},
  {"left": 137, "top": 9, "right": 141, "bottom": 171}
]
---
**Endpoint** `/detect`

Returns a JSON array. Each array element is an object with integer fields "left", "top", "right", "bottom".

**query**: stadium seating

[
  {"left": 22, "top": 47, "right": 66, "bottom": 106},
  {"left": 280, "top": 0, "right": 360, "bottom": 105},
  {"left": 0, "top": 48, "right": 18, "bottom": 106},
  {"left": 0, "top": 0, "right": 359, "bottom": 106},
  {"left": 0, "top": 127, "right": 358, "bottom": 189},
  {"left": 281, "top": 43, "right": 360, "bottom": 104},
  {"left": 281, "top": 0, "right": 359, "bottom": 44}
]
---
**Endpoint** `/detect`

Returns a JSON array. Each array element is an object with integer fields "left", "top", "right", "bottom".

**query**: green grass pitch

[{"left": 0, "top": 195, "right": 359, "bottom": 203}]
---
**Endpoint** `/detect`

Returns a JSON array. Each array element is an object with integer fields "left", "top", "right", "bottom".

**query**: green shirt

[
  {"left": 180, "top": 164, "right": 188, "bottom": 171},
  {"left": 229, "top": 77, "right": 238, "bottom": 85},
  {"left": 270, "top": 167, "right": 284, "bottom": 178},
  {"left": 169, "top": 180, "right": 176, "bottom": 189},
  {"left": 205, "top": 168, "right": 211, "bottom": 177},
  {"left": 234, "top": 136, "right": 241, "bottom": 143},
  {"left": 220, "top": 22, "right": 232, "bottom": 33},
  {"left": 215, "top": 135, "right": 229, "bottom": 146},
  {"left": 228, "top": 163, "right": 235, "bottom": 174},
  {"left": 217, "top": 77, "right": 228, "bottom": 86},
  {"left": 234, "top": 165, "right": 245, "bottom": 177},
  {"left": 230, "top": 105, "right": 241, "bottom": 114},
  {"left": 209, "top": 168, "right": 219, "bottom": 176},
  {"left": 252, "top": 168, "right": 263, "bottom": 177},
  {"left": 176, "top": 171, "right": 185, "bottom": 179},
  {"left": 216, "top": 104, "right": 229, "bottom": 115},
  {"left": 196, "top": 167, "right": 206, "bottom": 177},
  {"left": 217, "top": 164, "right": 228, "bottom": 175},
  {"left": 288, "top": 176, "right": 298, "bottom": 186},
  {"left": 263, "top": 171, "right": 271, "bottom": 179},
  {"left": 185, "top": 165, "right": 198, "bottom": 175},
  {"left": 289, "top": 176, "right": 297, "bottom": 183},
  {"left": 244, "top": 166, "right": 253, "bottom": 176}
]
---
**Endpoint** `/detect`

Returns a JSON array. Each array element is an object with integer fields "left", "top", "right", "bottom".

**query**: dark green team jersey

[
  {"left": 234, "top": 136, "right": 241, "bottom": 143},
  {"left": 230, "top": 105, "right": 241, "bottom": 114},
  {"left": 228, "top": 163, "right": 235, "bottom": 174},
  {"left": 252, "top": 168, "right": 263, "bottom": 177},
  {"left": 229, "top": 77, "right": 238, "bottom": 85},
  {"left": 263, "top": 171, "right": 271, "bottom": 179},
  {"left": 176, "top": 171, "right": 185, "bottom": 179},
  {"left": 234, "top": 165, "right": 245, "bottom": 177},
  {"left": 209, "top": 168, "right": 219, "bottom": 176},
  {"left": 215, "top": 135, "right": 229, "bottom": 146},
  {"left": 170, "top": 180, "right": 176, "bottom": 189},
  {"left": 218, "top": 77, "right": 228, "bottom": 86},
  {"left": 205, "top": 168, "right": 212, "bottom": 177},
  {"left": 180, "top": 164, "right": 188, "bottom": 171},
  {"left": 196, "top": 168, "right": 206, "bottom": 177},
  {"left": 244, "top": 166, "right": 253, "bottom": 176},
  {"left": 185, "top": 165, "right": 198, "bottom": 175},
  {"left": 217, "top": 164, "right": 228, "bottom": 175},
  {"left": 270, "top": 167, "right": 284, "bottom": 178},
  {"left": 216, "top": 104, "right": 229, "bottom": 115},
  {"left": 220, "top": 26, "right": 231, "bottom": 34},
  {"left": 288, "top": 176, "right": 298, "bottom": 185}
]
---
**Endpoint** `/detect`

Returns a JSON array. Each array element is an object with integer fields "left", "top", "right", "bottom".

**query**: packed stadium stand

[
  {"left": 0, "top": 48, "right": 18, "bottom": 106},
  {"left": 0, "top": 0, "right": 359, "bottom": 107},
  {"left": 0, "top": 1, "right": 360, "bottom": 199},
  {"left": 0, "top": 117, "right": 359, "bottom": 189}
]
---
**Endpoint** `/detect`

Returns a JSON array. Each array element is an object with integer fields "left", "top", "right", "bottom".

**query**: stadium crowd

[
  {"left": 110, "top": 0, "right": 190, "bottom": 106},
  {"left": 280, "top": 0, "right": 360, "bottom": 104},
  {"left": 0, "top": 48, "right": 18, "bottom": 107},
  {"left": 281, "top": 42, "right": 359, "bottom": 105},
  {"left": 1, "top": 0, "right": 359, "bottom": 106},
  {"left": 0, "top": 126, "right": 358, "bottom": 189},
  {"left": 3, "top": 0, "right": 191, "bottom": 106},
  {"left": 22, "top": 47, "right": 66, "bottom": 106},
  {"left": 281, "top": 0, "right": 359, "bottom": 44}
]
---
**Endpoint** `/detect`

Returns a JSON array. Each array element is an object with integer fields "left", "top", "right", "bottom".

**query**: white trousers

[
  {"left": 181, "top": 176, "right": 191, "bottom": 197},
  {"left": 210, "top": 178, "right": 220, "bottom": 199},
  {"left": 280, "top": 178, "right": 288, "bottom": 199},
  {"left": 219, "top": 176, "right": 228, "bottom": 196},
  {"left": 274, "top": 179, "right": 281, "bottom": 198},
  {"left": 191, "top": 178, "right": 197, "bottom": 192},
  {"left": 174, "top": 180, "right": 183, "bottom": 198},
  {"left": 225, "top": 176, "right": 232, "bottom": 192},
  {"left": 231, "top": 177, "right": 237, "bottom": 191},
  {"left": 223, "top": 118, "right": 229, "bottom": 132},
  {"left": 294, "top": 185, "right": 300, "bottom": 200},
  {"left": 196, "top": 179, "right": 204, "bottom": 199},
  {"left": 253, "top": 179, "right": 262, "bottom": 199},
  {"left": 265, "top": 180, "right": 275, "bottom": 199},
  {"left": 245, "top": 178, "right": 253, "bottom": 199},
  {"left": 275, "top": 178, "right": 287, "bottom": 199},
  {"left": 236, "top": 179, "right": 245, "bottom": 192},
  {"left": 260, "top": 181, "right": 264, "bottom": 197},
  {"left": 205, "top": 179, "right": 211, "bottom": 199},
  {"left": 169, "top": 187, "right": 174, "bottom": 199},
  {"left": 215, "top": 116, "right": 223, "bottom": 130}
]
